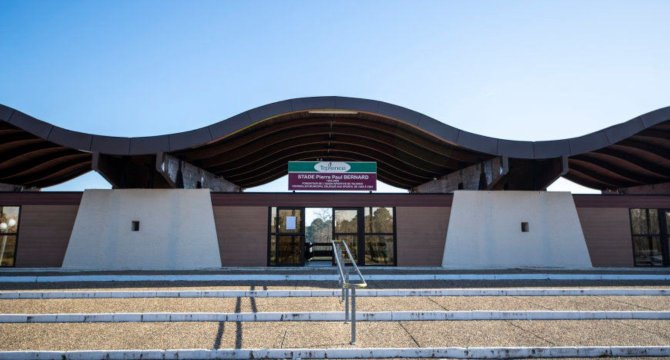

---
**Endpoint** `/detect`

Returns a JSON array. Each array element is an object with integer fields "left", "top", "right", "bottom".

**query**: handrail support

[{"left": 331, "top": 240, "right": 366, "bottom": 345}]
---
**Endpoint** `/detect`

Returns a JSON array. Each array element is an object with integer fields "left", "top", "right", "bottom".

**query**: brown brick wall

[
  {"left": 577, "top": 207, "right": 634, "bottom": 267},
  {"left": 15, "top": 205, "right": 79, "bottom": 267},
  {"left": 213, "top": 206, "right": 268, "bottom": 266},
  {"left": 396, "top": 207, "right": 450, "bottom": 266}
]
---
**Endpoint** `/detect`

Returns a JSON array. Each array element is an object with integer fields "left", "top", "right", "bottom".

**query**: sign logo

[
  {"left": 288, "top": 161, "right": 377, "bottom": 191},
  {"left": 314, "top": 162, "right": 351, "bottom": 173}
]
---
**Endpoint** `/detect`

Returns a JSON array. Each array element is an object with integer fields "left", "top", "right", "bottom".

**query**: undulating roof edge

[{"left": 1, "top": 96, "right": 669, "bottom": 159}]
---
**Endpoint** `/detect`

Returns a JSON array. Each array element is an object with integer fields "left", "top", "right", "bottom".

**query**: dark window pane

[
  {"left": 0, "top": 235, "right": 16, "bottom": 267},
  {"left": 364, "top": 207, "right": 371, "bottom": 232},
  {"left": 666, "top": 210, "right": 670, "bottom": 234},
  {"left": 270, "top": 207, "right": 277, "bottom": 232},
  {"left": 335, "top": 235, "right": 358, "bottom": 263},
  {"left": 269, "top": 235, "right": 276, "bottom": 265},
  {"left": 630, "top": 209, "right": 646, "bottom": 234},
  {"left": 649, "top": 235, "right": 664, "bottom": 266},
  {"left": 365, "top": 207, "right": 393, "bottom": 233},
  {"left": 649, "top": 209, "right": 660, "bottom": 234},
  {"left": 277, "top": 236, "right": 302, "bottom": 265},
  {"left": 0, "top": 206, "right": 20, "bottom": 234},
  {"left": 277, "top": 209, "right": 302, "bottom": 234},
  {"left": 306, "top": 218, "right": 332, "bottom": 244},
  {"left": 632, "top": 235, "right": 664, "bottom": 267},
  {"left": 335, "top": 210, "right": 358, "bottom": 233},
  {"left": 365, "top": 235, "right": 394, "bottom": 265},
  {"left": 632, "top": 235, "right": 648, "bottom": 266}
]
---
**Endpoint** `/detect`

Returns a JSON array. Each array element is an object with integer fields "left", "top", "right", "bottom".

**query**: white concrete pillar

[
  {"left": 442, "top": 191, "right": 592, "bottom": 269},
  {"left": 62, "top": 189, "right": 222, "bottom": 270}
]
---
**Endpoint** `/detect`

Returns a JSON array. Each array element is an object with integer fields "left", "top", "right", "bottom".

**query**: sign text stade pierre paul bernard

[{"left": 288, "top": 161, "right": 377, "bottom": 191}]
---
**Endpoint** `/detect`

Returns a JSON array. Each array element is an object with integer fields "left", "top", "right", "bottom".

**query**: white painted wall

[
  {"left": 442, "top": 191, "right": 592, "bottom": 269},
  {"left": 62, "top": 189, "right": 222, "bottom": 270}
]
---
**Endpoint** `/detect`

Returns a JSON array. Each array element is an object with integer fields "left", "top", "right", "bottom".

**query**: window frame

[
  {"left": 267, "top": 207, "right": 306, "bottom": 266},
  {"left": 629, "top": 208, "right": 670, "bottom": 267},
  {"left": 362, "top": 206, "right": 397, "bottom": 267},
  {"left": 267, "top": 206, "right": 398, "bottom": 267},
  {"left": 0, "top": 205, "right": 21, "bottom": 268}
]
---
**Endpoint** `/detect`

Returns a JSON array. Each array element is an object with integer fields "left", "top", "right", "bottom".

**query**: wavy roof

[{"left": 0, "top": 96, "right": 668, "bottom": 190}]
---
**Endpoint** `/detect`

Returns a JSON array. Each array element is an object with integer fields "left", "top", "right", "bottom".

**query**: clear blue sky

[{"left": 1, "top": 1, "right": 668, "bottom": 193}]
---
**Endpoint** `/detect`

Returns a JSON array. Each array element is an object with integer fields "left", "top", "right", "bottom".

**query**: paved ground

[
  {"left": 1, "top": 291, "right": 670, "bottom": 352},
  {"left": 1, "top": 320, "right": 670, "bottom": 350}
]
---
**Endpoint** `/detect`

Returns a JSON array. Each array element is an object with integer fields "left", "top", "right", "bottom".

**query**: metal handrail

[
  {"left": 331, "top": 240, "right": 367, "bottom": 288},
  {"left": 332, "top": 242, "right": 347, "bottom": 286},
  {"left": 331, "top": 240, "right": 367, "bottom": 344}
]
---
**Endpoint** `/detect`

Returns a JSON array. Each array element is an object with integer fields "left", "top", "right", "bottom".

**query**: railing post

[
  {"left": 351, "top": 287, "right": 357, "bottom": 344},
  {"left": 344, "top": 287, "right": 349, "bottom": 322}
]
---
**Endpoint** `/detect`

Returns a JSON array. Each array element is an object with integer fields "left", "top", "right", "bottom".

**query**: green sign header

[{"left": 288, "top": 161, "right": 377, "bottom": 173}]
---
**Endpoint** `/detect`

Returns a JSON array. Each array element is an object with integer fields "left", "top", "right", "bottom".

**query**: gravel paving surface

[
  {"left": 505, "top": 320, "right": 670, "bottom": 346},
  {"left": 400, "top": 320, "right": 551, "bottom": 347},
  {"left": 0, "top": 297, "right": 446, "bottom": 313},
  {"left": 0, "top": 323, "right": 219, "bottom": 350},
  {"left": 1, "top": 296, "right": 669, "bottom": 314},
  {"left": 508, "top": 296, "right": 670, "bottom": 311},
  {"left": 1, "top": 320, "right": 669, "bottom": 351}
]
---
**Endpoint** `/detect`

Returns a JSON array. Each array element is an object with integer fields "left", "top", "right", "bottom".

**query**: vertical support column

[
  {"left": 344, "top": 287, "right": 349, "bottom": 322},
  {"left": 63, "top": 189, "right": 223, "bottom": 269},
  {"left": 351, "top": 287, "right": 357, "bottom": 345},
  {"left": 442, "top": 191, "right": 592, "bottom": 268}
]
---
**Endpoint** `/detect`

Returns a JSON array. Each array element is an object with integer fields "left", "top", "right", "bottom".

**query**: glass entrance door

[
  {"left": 275, "top": 208, "right": 305, "bottom": 266},
  {"left": 269, "top": 206, "right": 396, "bottom": 267},
  {"left": 305, "top": 208, "right": 333, "bottom": 264},
  {"left": 333, "top": 208, "right": 363, "bottom": 265}
]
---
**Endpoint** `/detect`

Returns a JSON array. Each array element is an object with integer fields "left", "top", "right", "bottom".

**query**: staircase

[{"left": 0, "top": 269, "right": 669, "bottom": 359}]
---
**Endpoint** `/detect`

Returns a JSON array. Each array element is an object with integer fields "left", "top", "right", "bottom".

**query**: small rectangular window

[
  {"left": 131, "top": 221, "right": 140, "bottom": 232},
  {"left": 0, "top": 206, "right": 21, "bottom": 267},
  {"left": 521, "top": 222, "right": 529, "bottom": 232},
  {"left": 363, "top": 207, "right": 395, "bottom": 266},
  {"left": 630, "top": 208, "right": 666, "bottom": 267}
]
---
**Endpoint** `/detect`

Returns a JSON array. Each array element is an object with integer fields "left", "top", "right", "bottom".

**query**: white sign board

[{"left": 286, "top": 216, "right": 297, "bottom": 230}]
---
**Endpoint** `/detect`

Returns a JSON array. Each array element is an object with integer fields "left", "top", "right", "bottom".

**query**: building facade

[{"left": 0, "top": 97, "right": 668, "bottom": 269}]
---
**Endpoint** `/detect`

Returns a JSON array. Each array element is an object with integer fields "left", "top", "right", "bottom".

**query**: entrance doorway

[
  {"left": 272, "top": 208, "right": 305, "bottom": 266},
  {"left": 305, "top": 208, "right": 334, "bottom": 266},
  {"left": 333, "top": 208, "right": 362, "bottom": 264},
  {"left": 268, "top": 207, "right": 397, "bottom": 267}
]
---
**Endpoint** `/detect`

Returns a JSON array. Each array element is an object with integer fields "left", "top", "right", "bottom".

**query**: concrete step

[
  {"left": 2, "top": 272, "right": 670, "bottom": 283},
  {"left": 3, "top": 310, "right": 670, "bottom": 323},
  {"left": 2, "top": 287, "right": 669, "bottom": 299},
  {"left": 3, "top": 267, "right": 670, "bottom": 275},
  {"left": 1, "top": 346, "right": 669, "bottom": 359}
]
